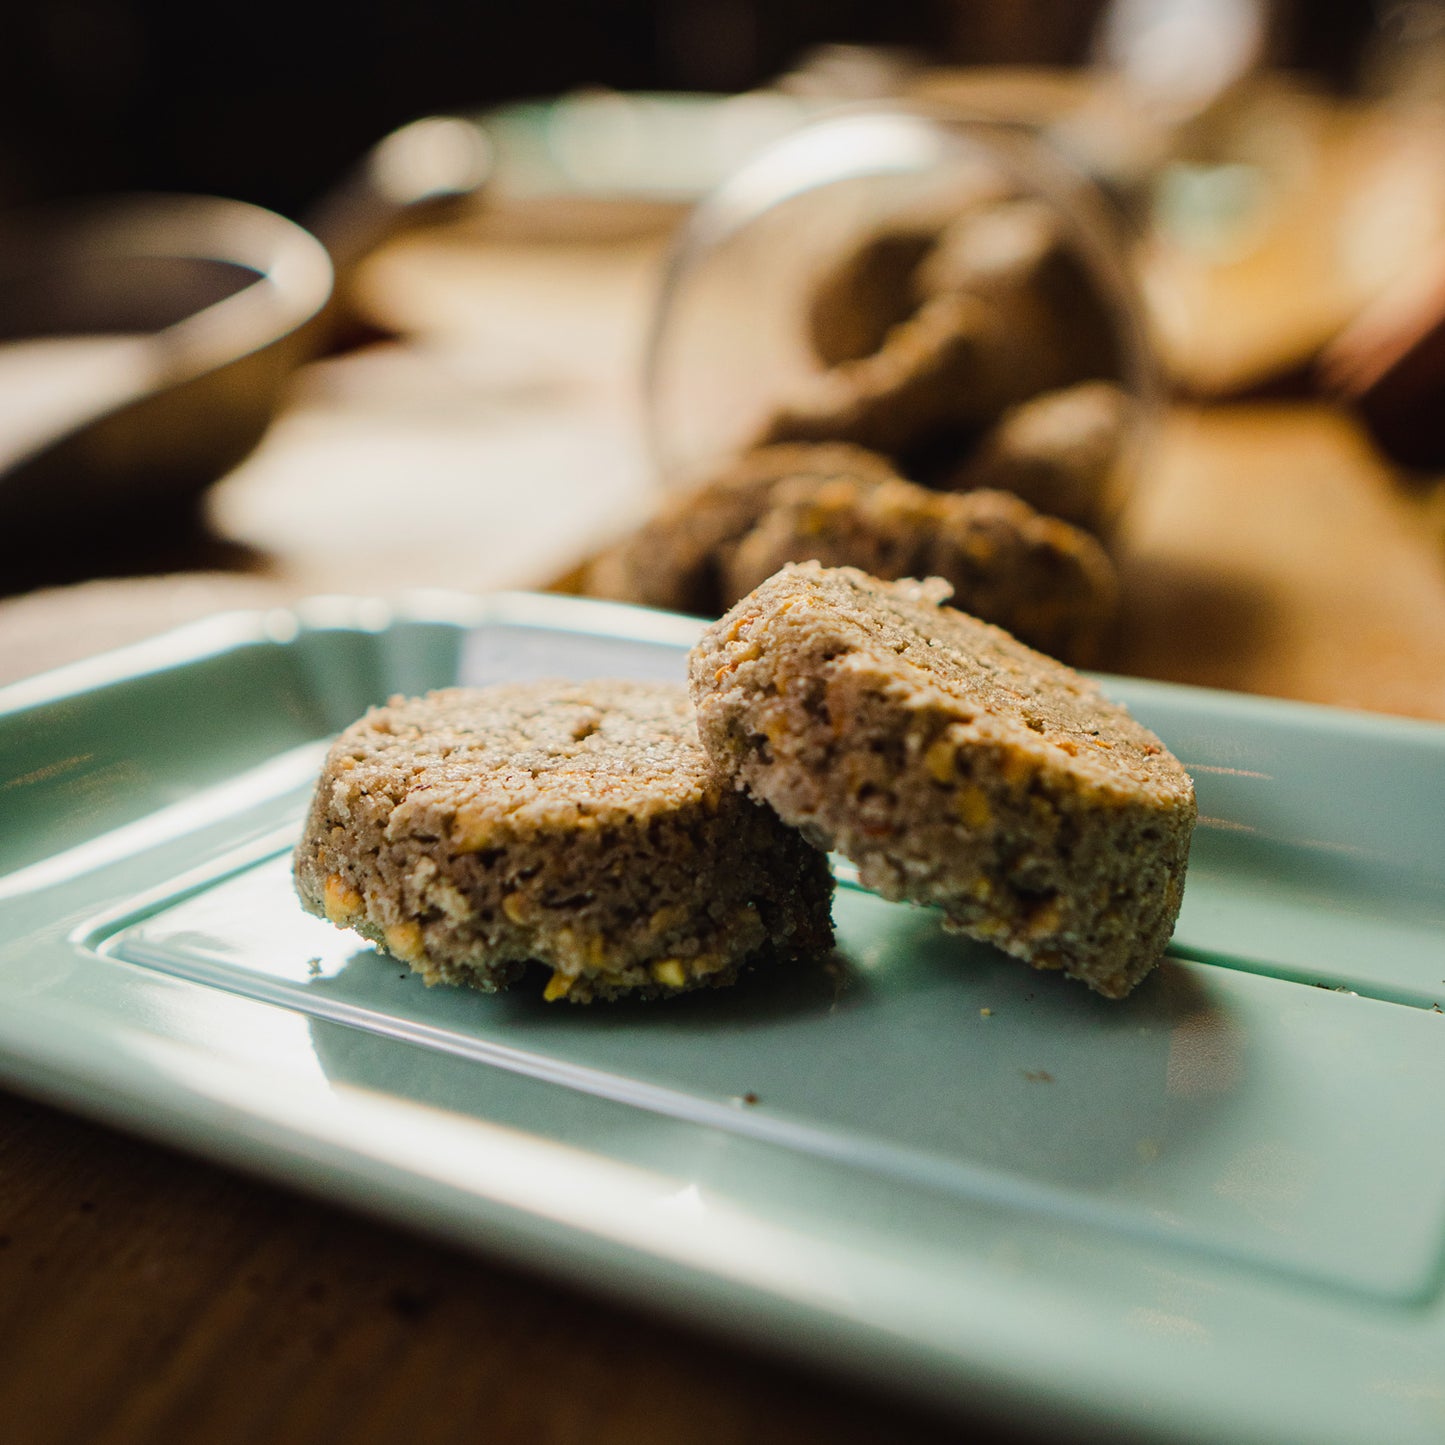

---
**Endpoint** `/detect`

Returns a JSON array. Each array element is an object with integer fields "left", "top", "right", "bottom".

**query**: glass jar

[{"left": 642, "top": 103, "right": 1158, "bottom": 542}]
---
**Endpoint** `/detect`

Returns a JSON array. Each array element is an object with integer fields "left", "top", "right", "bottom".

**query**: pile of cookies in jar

[{"left": 584, "top": 109, "right": 1152, "bottom": 668}]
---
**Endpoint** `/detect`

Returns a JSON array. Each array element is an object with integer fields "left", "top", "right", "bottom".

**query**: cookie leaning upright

[
  {"left": 294, "top": 680, "right": 834, "bottom": 1002},
  {"left": 688, "top": 564, "right": 1195, "bottom": 998}
]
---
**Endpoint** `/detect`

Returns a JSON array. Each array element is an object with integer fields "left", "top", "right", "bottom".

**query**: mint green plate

[{"left": 2, "top": 592, "right": 1443, "bottom": 1444}]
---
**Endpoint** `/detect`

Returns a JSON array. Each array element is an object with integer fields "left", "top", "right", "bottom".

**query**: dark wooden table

[{"left": 0, "top": 1091, "right": 1010, "bottom": 1445}]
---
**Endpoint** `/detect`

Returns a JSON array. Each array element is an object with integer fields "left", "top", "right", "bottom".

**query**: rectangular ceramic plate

[{"left": 2, "top": 592, "right": 1443, "bottom": 1445}]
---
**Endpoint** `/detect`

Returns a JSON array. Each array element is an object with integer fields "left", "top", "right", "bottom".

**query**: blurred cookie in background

[
  {"left": 721, "top": 474, "right": 1118, "bottom": 662},
  {"left": 944, "top": 380, "right": 1133, "bottom": 534},
  {"left": 584, "top": 442, "right": 900, "bottom": 615}
]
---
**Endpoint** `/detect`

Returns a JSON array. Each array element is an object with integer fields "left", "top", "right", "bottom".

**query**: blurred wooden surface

[
  {"left": 0, "top": 1090, "right": 991, "bottom": 1445},
  {"left": 1, "top": 134, "right": 1444, "bottom": 1445}
]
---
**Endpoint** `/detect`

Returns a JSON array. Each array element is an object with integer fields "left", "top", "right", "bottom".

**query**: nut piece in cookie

[
  {"left": 584, "top": 442, "right": 899, "bottom": 616},
  {"left": 294, "top": 680, "right": 835, "bottom": 1002},
  {"left": 689, "top": 563, "right": 1194, "bottom": 998},
  {"left": 722, "top": 476, "right": 1118, "bottom": 664}
]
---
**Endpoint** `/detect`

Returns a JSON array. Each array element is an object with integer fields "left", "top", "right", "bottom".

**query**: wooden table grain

[
  {"left": 0, "top": 1092, "right": 997, "bottom": 1445},
  {"left": 1, "top": 182, "right": 1443, "bottom": 1445}
]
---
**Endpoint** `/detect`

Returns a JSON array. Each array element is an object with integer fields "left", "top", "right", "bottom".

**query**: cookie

[
  {"left": 757, "top": 292, "right": 1045, "bottom": 469},
  {"left": 915, "top": 196, "right": 1066, "bottom": 300},
  {"left": 583, "top": 442, "right": 899, "bottom": 615},
  {"left": 294, "top": 680, "right": 835, "bottom": 1002},
  {"left": 946, "top": 381, "right": 1132, "bottom": 534},
  {"left": 688, "top": 563, "right": 1194, "bottom": 997},
  {"left": 806, "top": 225, "right": 939, "bottom": 367},
  {"left": 914, "top": 197, "right": 1123, "bottom": 387},
  {"left": 721, "top": 476, "right": 1118, "bottom": 663},
  {"left": 803, "top": 177, "right": 1012, "bottom": 366}
]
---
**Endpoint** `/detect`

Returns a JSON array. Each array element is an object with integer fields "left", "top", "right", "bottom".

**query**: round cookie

[
  {"left": 583, "top": 442, "right": 899, "bottom": 616},
  {"left": 720, "top": 476, "right": 1118, "bottom": 663},
  {"left": 806, "top": 224, "right": 938, "bottom": 367},
  {"left": 688, "top": 563, "right": 1195, "bottom": 998},
  {"left": 946, "top": 381, "right": 1132, "bottom": 535},
  {"left": 914, "top": 197, "right": 1123, "bottom": 387},
  {"left": 294, "top": 680, "right": 835, "bottom": 1002},
  {"left": 756, "top": 291, "right": 1059, "bottom": 473}
]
